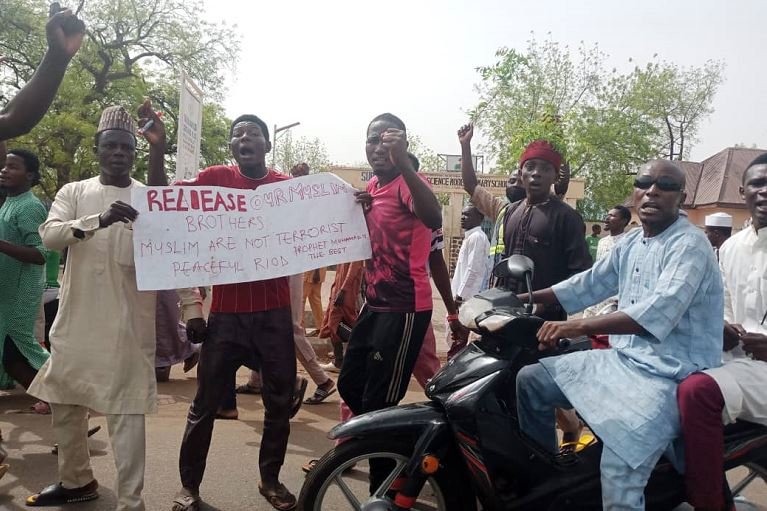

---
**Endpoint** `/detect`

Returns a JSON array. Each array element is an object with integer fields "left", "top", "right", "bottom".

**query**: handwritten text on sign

[{"left": 131, "top": 173, "right": 372, "bottom": 290}]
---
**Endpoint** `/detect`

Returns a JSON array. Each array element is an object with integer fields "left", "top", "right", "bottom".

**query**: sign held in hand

[{"left": 131, "top": 173, "right": 372, "bottom": 290}]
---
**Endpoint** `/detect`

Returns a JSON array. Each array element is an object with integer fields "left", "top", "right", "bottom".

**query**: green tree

[
  {"left": 407, "top": 133, "right": 444, "bottom": 172},
  {"left": 271, "top": 131, "right": 331, "bottom": 174},
  {"left": 0, "top": 0, "right": 238, "bottom": 198},
  {"left": 627, "top": 59, "right": 724, "bottom": 160},
  {"left": 471, "top": 37, "right": 723, "bottom": 219}
]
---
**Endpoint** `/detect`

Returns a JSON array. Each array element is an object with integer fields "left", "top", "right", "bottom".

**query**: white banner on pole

[
  {"left": 131, "top": 173, "right": 372, "bottom": 290},
  {"left": 175, "top": 72, "right": 204, "bottom": 182}
]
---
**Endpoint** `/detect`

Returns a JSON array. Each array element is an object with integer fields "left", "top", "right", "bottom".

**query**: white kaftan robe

[
  {"left": 29, "top": 177, "right": 157, "bottom": 415},
  {"left": 705, "top": 225, "right": 767, "bottom": 426}
]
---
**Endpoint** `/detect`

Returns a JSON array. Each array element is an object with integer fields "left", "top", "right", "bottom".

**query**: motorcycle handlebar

[{"left": 556, "top": 338, "right": 572, "bottom": 350}]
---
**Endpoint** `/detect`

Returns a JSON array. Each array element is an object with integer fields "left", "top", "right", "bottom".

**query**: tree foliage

[
  {"left": 627, "top": 59, "right": 724, "bottom": 160},
  {"left": 0, "top": 0, "right": 238, "bottom": 199},
  {"left": 406, "top": 133, "right": 444, "bottom": 173},
  {"left": 471, "top": 37, "right": 724, "bottom": 219},
  {"left": 271, "top": 131, "right": 331, "bottom": 174}
]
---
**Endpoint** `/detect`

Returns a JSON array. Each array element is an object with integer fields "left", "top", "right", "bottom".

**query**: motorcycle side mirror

[
  {"left": 493, "top": 255, "right": 535, "bottom": 281},
  {"left": 493, "top": 255, "right": 535, "bottom": 313}
]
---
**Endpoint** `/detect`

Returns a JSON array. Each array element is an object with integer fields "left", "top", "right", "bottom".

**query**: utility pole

[{"left": 272, "top": 121, "right": 301, "bottom": 170}]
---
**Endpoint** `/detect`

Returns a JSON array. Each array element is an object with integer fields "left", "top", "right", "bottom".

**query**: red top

[
  {"left": 176, "top": 166, "right": 290, "bottom": 313},
  {"left": 363, "top": 173, "right": 433, "bottom": 312}
]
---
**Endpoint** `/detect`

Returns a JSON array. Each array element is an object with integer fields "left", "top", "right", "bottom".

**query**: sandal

[
  {"left": 290, "top": 377, "right": 308, "bottom": 419},
  {"left": 302, "top": 458, "right": 355, "bottom": 475},
  {"left": 559, "top": 433, "right": 597, "bottom": 455},
  {"left": 171, "top": 490, "right": 201, "bottom": 511},
  {"left": 27, "top": 480, "right": 99, "bottom": 506},
  {"left": 235, "top": 382, "right": 261, "bottom": 395},
  {"left": 259, "top": 481, "right": 296, "bottom": 511},
  {"left": 304, "top": 382, "right": 337, "bottom": 405},
  {"left": 301, "top": 459, "right": 318, "bottom": 473},
  {"left": 0, "top": 464, "right": 8, "bottom": 481}
]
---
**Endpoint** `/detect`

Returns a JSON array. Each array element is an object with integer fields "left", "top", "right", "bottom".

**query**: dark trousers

[
  {"left": 678, "top": 372, "right": 728, "bottom": 510},
  {"left": 3, "top": 335, "right": 38, "bottom": 388},
  {"left": 178, "top": 308, "right": 295, "bottom": 489},
  {"left": 338, "top": 307, "right": 431, "bottom": 492},
  {"left": 338, "top": 307, "right": 432, "bottom": 416}
]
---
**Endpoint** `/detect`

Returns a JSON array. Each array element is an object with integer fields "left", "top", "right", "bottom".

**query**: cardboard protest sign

[{"left": 131, "top": 173, "right": 371, "bottom": 290}]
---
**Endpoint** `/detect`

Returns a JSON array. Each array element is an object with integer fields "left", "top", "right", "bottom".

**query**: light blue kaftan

[{"left": 545, "top": 217, "right": 723, "bottom": 469}]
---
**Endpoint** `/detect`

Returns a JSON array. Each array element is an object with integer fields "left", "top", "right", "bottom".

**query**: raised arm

[
  {"left": 458, "top": 124, "right": 478, "bottom": 196},
  {"left": 0, "top": 9, "right": 84, "bottom": 141},
  {"left": 384, "top": 129, "right": 442, "bottom": 229},
  {"left": 138, "top": 99, "right": 168, "bottom": 186}
]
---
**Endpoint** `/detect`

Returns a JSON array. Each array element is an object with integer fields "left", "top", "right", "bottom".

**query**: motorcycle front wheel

[{"left": 298, "top": 436, "right": 476, "bottom": 511}]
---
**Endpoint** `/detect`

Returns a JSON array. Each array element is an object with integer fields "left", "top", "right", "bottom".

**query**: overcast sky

[{"left": 201, "top": 0, "right": 767, "bottom": 169}]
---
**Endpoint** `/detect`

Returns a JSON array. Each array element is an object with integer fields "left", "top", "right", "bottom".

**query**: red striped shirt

[{"left": 175, "top": 166, "right": 290, "bottom": 313}]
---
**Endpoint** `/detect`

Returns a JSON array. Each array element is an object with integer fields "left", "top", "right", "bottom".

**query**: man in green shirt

[{"left": 0, "top": 149, "right": 51, "bottom": 389}]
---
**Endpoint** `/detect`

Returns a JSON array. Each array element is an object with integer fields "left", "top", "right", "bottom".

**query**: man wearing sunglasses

[{"left": 515, "top": 160, "right": 723, "bottom": 510}]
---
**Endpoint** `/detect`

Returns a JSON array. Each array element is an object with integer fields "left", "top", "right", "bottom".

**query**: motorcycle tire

[{"left": 298, "top": 436, "right": 477, "bottom": 511}]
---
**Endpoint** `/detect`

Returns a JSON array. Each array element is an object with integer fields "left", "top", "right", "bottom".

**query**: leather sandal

[
  {"left": 259, "top": 481, "right": 296, "bottom": 511},
  {"left": 171, "top": 490, "right": 201, "bottom": 511},
  {"left": 303, "top": 381, "right": 337, "bottom": 405},
  {"left": 27, "top": 479, "right": 99, "bottom": 506}
]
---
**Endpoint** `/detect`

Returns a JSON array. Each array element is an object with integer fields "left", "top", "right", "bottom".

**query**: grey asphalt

[
  {"left": 1, "top": 368, "right": 765, "bottom": 511},
  {"left": 1, "top": 273, "right": 765, "bottom": 510}
]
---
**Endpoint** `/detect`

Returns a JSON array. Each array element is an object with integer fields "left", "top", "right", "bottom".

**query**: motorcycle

[{"left": 298, "top": 255, "right": 767, "bottom": 510}]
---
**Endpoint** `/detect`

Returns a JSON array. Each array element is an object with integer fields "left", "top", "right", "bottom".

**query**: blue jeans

[{"left": 516, "top": 363, "right": 664, "bottom": 510}]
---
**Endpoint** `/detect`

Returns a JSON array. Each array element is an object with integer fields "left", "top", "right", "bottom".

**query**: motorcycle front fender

[{"left": 328, "top": 401, "right": 447, "bottom": 441}]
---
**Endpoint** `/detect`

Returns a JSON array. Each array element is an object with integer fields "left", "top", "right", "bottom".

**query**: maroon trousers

[{"left": 677, "top": 372, "right": 727, "bottom": 510}]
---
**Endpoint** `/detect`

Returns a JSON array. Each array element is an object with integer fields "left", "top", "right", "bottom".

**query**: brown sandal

[{"left": 258, "top": 481, "right": 296, "bottom": 511}]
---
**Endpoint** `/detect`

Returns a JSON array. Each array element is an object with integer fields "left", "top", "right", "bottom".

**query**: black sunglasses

[{"left": 634, "top": 176, "right": 683, "bottom": 192}]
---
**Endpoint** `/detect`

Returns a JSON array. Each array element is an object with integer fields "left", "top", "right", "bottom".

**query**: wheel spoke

[
  {"left": 372, "top": 459, "right": 407, "bottom": 498},
  {"left": 333, "top": 473, "right": 362, "bottom": 510}
]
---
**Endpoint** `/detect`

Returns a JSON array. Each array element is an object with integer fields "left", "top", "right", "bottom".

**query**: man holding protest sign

[
  {"left": 26, "top": 102, "right": 175, "bottom": 510},
  {"left": 164, "top": 115, "right": 298, "bottom": 511}
]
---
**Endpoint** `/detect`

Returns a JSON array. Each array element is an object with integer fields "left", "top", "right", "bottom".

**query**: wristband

[{"left": 446, "top": 313, "right": 459, "bottom": 322}]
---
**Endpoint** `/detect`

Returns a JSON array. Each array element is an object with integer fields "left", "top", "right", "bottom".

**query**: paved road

[
  {"left": 2, "top": 365, "right": 766, "bottom": 510},
  {"left": 1, "top": 273, "right": 765, "bottom": 510}
]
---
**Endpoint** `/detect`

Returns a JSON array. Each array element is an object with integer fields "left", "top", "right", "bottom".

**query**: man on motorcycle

[
  {"left": 677, "top": 153, "right": 767, "bottom": 511},
  {"left": 515, "top": 160, "right": 723, "bottom": 510}
]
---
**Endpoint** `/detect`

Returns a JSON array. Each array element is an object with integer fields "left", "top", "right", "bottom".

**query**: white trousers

[
  {"left": 52, "top": 403, "right": 146, "bottom": 511},
  {"left": 289, "top": 274, "right": 329, "bottom": 385}
]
